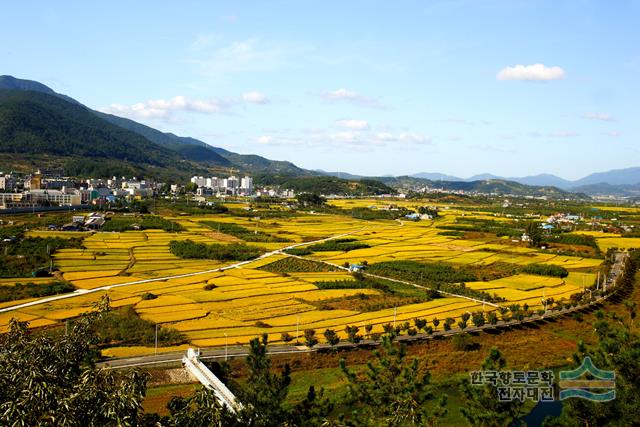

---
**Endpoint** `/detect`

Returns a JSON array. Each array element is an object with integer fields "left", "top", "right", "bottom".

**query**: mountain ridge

[{"left": 0, "top": 75, "right": 309, "bottom": 176}]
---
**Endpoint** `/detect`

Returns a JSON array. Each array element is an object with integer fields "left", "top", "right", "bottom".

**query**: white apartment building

[{"left": 240, "top": 176, "right": 253, "bottom": 193}]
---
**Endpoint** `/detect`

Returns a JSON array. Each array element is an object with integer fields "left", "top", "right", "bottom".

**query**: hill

[
  {"left": 378, "top": 176, "right": 583, "bottom": 199},
  {"left": 93, "top": 111, "right": 231, "bottom": 165},
  {"left": 254, "top": 175, "right": 395, "bottom": 195},
  {"left": 0, "top": 75, "right": 309, "bottom": 176},
  {"left": 0, "top": 89, "right": 206, "bottom": 179},
  {"left": 411, "top": 168, "right": 640, "bottom": 191}
]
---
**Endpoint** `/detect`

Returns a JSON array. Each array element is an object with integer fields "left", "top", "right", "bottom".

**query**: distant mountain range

[
  {"left": 0, "top": 75, "right": 637, "bottom": 198},
  {"left": 410, "top": 169, "right": 640, "bottom": 197},
  {"left": 0, "top": 75, "right": 307, "bottom": 180}
]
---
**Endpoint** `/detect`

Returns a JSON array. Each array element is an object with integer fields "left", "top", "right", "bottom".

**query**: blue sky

[{"left": 2, "top": 0, "right": 638, "bottom": 179}]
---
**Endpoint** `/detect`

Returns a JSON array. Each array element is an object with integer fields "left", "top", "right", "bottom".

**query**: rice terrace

[{"left": 0, "top": 197, "right": 621, "bottom": 358}]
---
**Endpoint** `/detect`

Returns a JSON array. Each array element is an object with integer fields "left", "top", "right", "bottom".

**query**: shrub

[
  {"left": 0, "top": 281, "right": 75, "bottom": 303},
  {"left": 323, "top": 329, "right": 340, "bottom": 346},
  {"left": 254, "top": 321, "right": 272, "bottom": 328},
  {"left": 170, "top": 240, "right": 265, "bottom": 261},
  {"left": 304, "top": 329, "right": 318, "bottom": 347},
  {"left": 452, "top": 333, "right": 474, "bottom": 351},
  {"left": 202, "top": 221, "right": 292, "bottom": 243},
  {"left": 522, "top": 263, "right": 569, "bottom": 278}
]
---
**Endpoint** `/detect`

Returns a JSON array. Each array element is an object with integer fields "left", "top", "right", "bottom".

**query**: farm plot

[{"left": 0, "top": 205, "right": 610, "bottom": 352}]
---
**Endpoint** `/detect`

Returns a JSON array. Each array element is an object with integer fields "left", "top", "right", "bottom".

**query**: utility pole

[
  {"left": 154, "top": 324, "right": 158, "bottom": 356},
  {"left": 393, "top": 306, "right": 397, "bottom": 328},
  {"left": 296, "top": 315, "right": 300, "bottom": 344},
  {"left": 224, "top": 332, "right": 228, "bottom": 361}
]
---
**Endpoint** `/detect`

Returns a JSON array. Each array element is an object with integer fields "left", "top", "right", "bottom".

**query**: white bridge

[{"left": 182, "top": 348, "right": 241, "bottom": 413}]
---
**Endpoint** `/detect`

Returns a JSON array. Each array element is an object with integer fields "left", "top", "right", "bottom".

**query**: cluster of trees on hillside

[
  {"left": 305, "top": 238, "right": 370, "bottom": 252},
  {"left": 0, "top": 90, "right": 175, "bottom": 166},
  {"left": 2, "top": 261, "right": 640, "bottom": 427},
  {"left": 0, "top": 280, "right": 74, "bottom": 303},
  {"left": 255, "top": 175, "right": 395, "bottom": 196},
  {"left": 367, "top": 261, "right": 506, "bottom": 303},
  {"left": 259, "top": 257, "right": 338, "bottom": 273},
  {"left": 94, "top": 307, "right": 185, "bottom": 347},
  {"left": 350, "top": 206, "right": 414, "bottom": 220},
  {"left": 0, "top": 236, "right": 84, "bottom": 277},
  {"left": 169, "top": 239, "right": 265, "bottom": 261},
  {"left": 102, "top": 216, "right": 184, "bottom": 232},
  {"left": 521, "top": 263, "right": 569, "bottom": 278},
  {"left": 201, "top": 221, "right": 291, "bottom": 243}
]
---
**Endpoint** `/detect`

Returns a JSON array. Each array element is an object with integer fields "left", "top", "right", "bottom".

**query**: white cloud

[
  {"left": 549, "top": 131, "right": 578, "bottom": 138},
  {"left": 100, "top": 91, "right": 274, "bottom": 122},
  {"left": 583, "top": 112, "right": 615, "bottom": 122},
  {"left": 99, "top": 95, "right": 232, "bottom": 121},
  {"left": 242, "top": 91, "right": 270, "bottom": 104},
  {"left": 255, "top": 135, "right": 302, "bottom": 145},
  {"left": 320, "top": 88, "right": 383, "bottom": 108},
  {"left": 603, "top": 131, "right": 621, "bottom": 137},
  {"left": 253, "top": 127, "right": 430, "bottom": 149},
  {"left": 497, "top": 63, "right": 565, "bottom": 81},
  {"left": 256, "top": 135, "right": 272, "bottom": 144},
  {"left": 373, "top": 132, "right": 431, "bottom": 144},
  {"left": 335, "top": 119, "right": 370, "bottom": 130}
]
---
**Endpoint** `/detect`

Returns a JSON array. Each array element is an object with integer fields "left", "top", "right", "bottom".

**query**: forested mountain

[{"left": 0, "top": 75, "right": 310, "bottom": 175}]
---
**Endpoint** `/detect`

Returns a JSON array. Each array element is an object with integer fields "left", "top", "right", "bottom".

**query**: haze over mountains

[
  {"left": 412, "top": 169, "right": 640, "bottom": 191},
  {"left": 0, "top": 75, "right": 638, "bottom": 197}
]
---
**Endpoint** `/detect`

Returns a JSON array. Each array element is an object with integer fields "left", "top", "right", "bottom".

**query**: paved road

[
  {"left": 0, "top": 228, "right": 369, "bottom": 314},
  {"left": 100, "top": 251, "right": 629, "bottom": 370}
]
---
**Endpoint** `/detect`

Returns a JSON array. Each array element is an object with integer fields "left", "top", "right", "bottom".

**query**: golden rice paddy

[{"left": 1, "top": 203, "right": 616, "bottom": 355}]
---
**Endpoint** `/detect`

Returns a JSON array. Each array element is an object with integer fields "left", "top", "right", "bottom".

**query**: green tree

[
  {"left": 525, "top": 221, "right": 543, "bottom": 247},
  {"left": 340, "top": 336, "right": 447, "bottom": 426},
  {"left": 546, "top": 300, "right": 640, "bottom": 426},
  {"left": 345, "top": 325, "right": 362, "bottom": 344},
  {"left": 304, "top": 329, "right": 318, "bottom": 348},
  {"left": 0, "top": 297, "right": 149, "bottom": 426},
  {"left": 414, "top": 318, "right": 427, "bottom": 332},
  {"left": 432, "top": 317, "right": 440, "bottom": 330},
  {"left": 296, "top": 193, "right": 326, "bottom": 207},
  {"left": 459, "top": 347, "right": 526, "bottom": 426},
  {"left": 232, "top": 334, "right": 296, "bottom": 426},
  {"left": 487, "top": 312, "right": 498, "bottom": 326},
  {"left": 472, "top": 311, "right": 486, "bottom": 328},
  {"left": 364, "top": 323, "right": 373, "bottom": 337},
  {"left": 280, "top": 332, "right": 294, "bottom": 344},
  {"left": 323, "top": 329, "right": 340, "bottom": 346}
]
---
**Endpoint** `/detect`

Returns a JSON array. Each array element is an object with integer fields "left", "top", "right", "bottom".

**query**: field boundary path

[
  {"left": 0, "top": 228, "right": 369, "bottom": 314},
  {"left": 286, "top": 253, "right": 503, "bottom": 309},
  {"left": 100, "top": 251, "right": 630, "bottom": 370}
]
